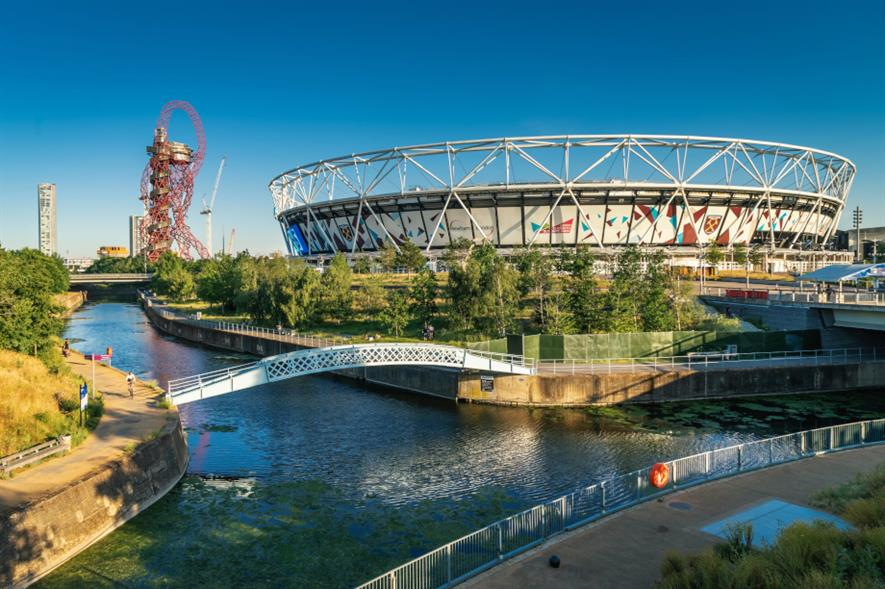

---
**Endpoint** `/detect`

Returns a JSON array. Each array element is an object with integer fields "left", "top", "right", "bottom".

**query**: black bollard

[{"left": 548, "top": 555, "right": 561, "bottom": 568}]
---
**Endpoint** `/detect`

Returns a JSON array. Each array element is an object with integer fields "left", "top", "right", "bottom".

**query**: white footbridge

[{"left": 166, "top": 343, "right": 534, "bottom": 405}]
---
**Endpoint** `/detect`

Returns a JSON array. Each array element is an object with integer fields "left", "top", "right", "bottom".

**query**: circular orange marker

[{"left": 650, "top": 463, "right": 670, "bottom": 489}]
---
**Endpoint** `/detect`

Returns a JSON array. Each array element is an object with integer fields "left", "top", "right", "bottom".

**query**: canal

[{"left": 39, "top": 302, "right": 885, "bottom": 588}]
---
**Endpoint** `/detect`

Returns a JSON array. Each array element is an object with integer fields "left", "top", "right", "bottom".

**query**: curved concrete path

[
  {"left": 466, "top": 444, "right": 885, "bottom": 589},
  {"left": 0, "top": 352, "right": 171, "bottom": 514}
]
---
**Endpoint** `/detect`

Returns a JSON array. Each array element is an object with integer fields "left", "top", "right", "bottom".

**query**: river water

[{"left": 39, "top": 302, "right": 885, "bottom": 588}]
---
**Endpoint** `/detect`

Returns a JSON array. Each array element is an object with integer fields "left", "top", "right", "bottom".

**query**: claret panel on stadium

[{"left": 267, "top": 136, "right": 854, "bottom": 263}]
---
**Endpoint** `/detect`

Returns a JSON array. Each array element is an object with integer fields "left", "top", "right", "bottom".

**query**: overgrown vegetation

[
  {"left": 0, "top": 349, "right": 101, "bottom": 456},
  {"left": 152, "top": 244, "right": 739, "bottom": 340},
  {"left": 657, "top": 462, "right": 885, "bottom": 588}
]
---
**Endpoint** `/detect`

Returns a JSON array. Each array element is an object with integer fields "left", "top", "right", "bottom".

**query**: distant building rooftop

[{"left": 798, "top": 263, "right": 885, "bottom": 282}]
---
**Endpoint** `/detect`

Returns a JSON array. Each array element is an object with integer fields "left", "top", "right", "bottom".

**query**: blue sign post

[{"left": 79, "top": 383, "right": 88, "bottom": 426}]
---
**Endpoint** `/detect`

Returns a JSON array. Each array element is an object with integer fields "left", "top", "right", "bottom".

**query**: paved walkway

[
  {"left": 467, "top": 444, "right": 885, "bottom": 589},
  {"left": 0, "top": 352, "right": 172, "bottom": 514}
]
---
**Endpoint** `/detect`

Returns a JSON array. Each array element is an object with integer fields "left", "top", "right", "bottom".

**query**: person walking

[{"left": 126, "top": 371, "right": 136, "bottom": 399}]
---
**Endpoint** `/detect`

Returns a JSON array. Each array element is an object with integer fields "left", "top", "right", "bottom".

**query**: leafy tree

[
  {"left": 86, "top": 256, "right": 152, "bottom": 274},
  {"left": 445, "top": 243, "right": 518, "bottom": 335},
  {"left": 607, "top": 246, "right": 644, "bottom": 332},
  {"left": 320, "top": 253, "right": 353, "bottom": 322},
  {"left": 151, "top": 252, "right": 195, "bottom": 300},
  {"left": 640, "top": 251, "right": 675, "bottom": 331},
  {"left": 355, "top": 275, "right": 386, "bottom": 316},
  {"left": 732, "top": 243, "right": 749, "bottom": 287},
  {"left": 409, "top": 267, "right": 438, "bottom": 326},
  {"left": 352, "top": 257, "right": 372, "bottom": 274},
  {"left": 0, "top": 248, "right": 66, "bottom": 356},
  {"left": 377, "top": 241, "right": 398, "bottom": 272},
  {"left": 544, "top": 291, "right": 574, "bottom": 334},
  {"left": 246, "top": 258, "right": 319, "bottom": 327},
  {"left": 393, "top": 240, "right": 427, "bottom": 272},
  {"left": 748, "top": 245, "right": 765, "bottom": 274},
  {"left": 513, "top": 248, "right": 554, "bottom": 329},
  {"left": 565, "top": 247, "right": 607, "bottom": 333},
  {"left": 702, "top": 243, "right": 725, "bottom": 275},
  {"left": 380, "top": 289, "right": 410, "bottom": 337}
]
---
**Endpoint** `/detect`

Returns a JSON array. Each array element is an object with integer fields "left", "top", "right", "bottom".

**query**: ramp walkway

[
  {"left": 468, "top": 443, "right": 885, "bottom": 589},
  {"left": 166, "top": 343, "right": 534, "bottom": 405}
]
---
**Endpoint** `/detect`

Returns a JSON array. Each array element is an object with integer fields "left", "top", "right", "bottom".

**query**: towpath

[
  {"left": 468, "top": 444, "right": 885, "bottom": 589},
  {"left": 0, "top": 352, "right": 172, "bottom": 514}
]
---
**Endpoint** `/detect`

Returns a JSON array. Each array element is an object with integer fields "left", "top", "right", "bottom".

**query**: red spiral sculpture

[{"left": 140, "top": 100, "right": 210, "bottom": 261}]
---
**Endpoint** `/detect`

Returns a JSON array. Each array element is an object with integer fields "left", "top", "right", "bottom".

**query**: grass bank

[
  {"left": 657, "top": 461, "right": 885, "bottom": 588},
  {"left": 0, "top": 349, "right": 103, "bottom": 457}
]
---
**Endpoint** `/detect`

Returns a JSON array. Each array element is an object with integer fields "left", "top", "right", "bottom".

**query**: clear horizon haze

[{"left": 1, "top": 1, "right": 883, "bottom": 258}]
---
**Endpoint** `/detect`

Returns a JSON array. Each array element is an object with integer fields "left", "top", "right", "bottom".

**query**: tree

[
  {"left": 607, "top": 246, "right": 644, "bottom": 332},
  {"left": 380, "top": 289, "right": 410, "bottom": 337},
  {"left": 393, "top": 240, "right": 427, "bottom": 273},
  {"left": 565, "top": 247, "right": 607, "bottom": 333},
  {"left": 246, "top": 257, "right": 319, "bottom": 327},
  {"left": 544, "top": 291, "right": 574, "bottom": 334},
  {"left": 640, "top": 251, "right": 675, "bottom": 331},
  {"left": 748, "top": 245, "right": 765, "bottom": 277},
  {"left": 352, "top": 257, "right": 372, "bottom": 274},
  {"left": 152, "top": 252, "right": 195, "bottom": 300},
  {"left": 513, "top": 248, "right": 554, "bottom": 329},
  {"left": 732, "top": 243, "right": 749, "bottom": 287},
  {"left": 320, "top": 253, "right": 352, "bottom": 322},
  {"left": 444, "top": 241, "right": 518, "bottom": 334},
  {"left": 377, "top": 241, "right": 398, "bottom": 272},
  {"left": 409, "top": 267, "right": 438, "bottom": 326},
  {"left": 355, "top": 275, "right": 386, "bottom": 316},
  {"left": 0, "top": 248, "right": 66, "bottom": 357},
  {"left": 703, "top": 243, "right": 725, "bottom": 276}
]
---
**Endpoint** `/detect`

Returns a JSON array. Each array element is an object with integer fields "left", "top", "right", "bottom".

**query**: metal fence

[
  {"left": 704, "top": 286, "right": 885, "bottom": 307},
  {"left": 356, "top": 419, "right": 885, "bottom": 589},
  {"left": 536, "top": 347, "right": 885, "bottom": 374}
]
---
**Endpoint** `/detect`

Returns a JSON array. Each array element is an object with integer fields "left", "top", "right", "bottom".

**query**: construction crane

[{"left": 200, "top": 156, "right": 226, "bottom": 255}]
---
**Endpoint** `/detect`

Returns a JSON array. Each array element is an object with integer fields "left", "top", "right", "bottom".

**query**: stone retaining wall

[
  {"left": 458, "top": 361, "right": 885, "bottom": 406},
  {"left": 0, "top": 416, "right": 188, "bottom": 588}
]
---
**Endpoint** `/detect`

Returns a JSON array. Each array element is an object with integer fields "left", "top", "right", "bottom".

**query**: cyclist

[{"left": 126, "top": 371, "right": 136, "bottom": 398}]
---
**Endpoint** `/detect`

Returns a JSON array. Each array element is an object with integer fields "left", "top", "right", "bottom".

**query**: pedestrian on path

[{"left": 126, "top": 371, "right": 136, "bottom": 398}]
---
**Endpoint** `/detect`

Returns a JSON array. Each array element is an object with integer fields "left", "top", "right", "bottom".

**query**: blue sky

[{"left": 1, "top": 1, "right": 883, "bottom": 257}]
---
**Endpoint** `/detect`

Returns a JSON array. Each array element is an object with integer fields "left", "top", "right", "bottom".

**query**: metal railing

[
  {"left": 535, "top": 347, "right": 885, "bottom": 374},
  {"left": 704, "top": 286, "right": 885, "bottom": 307},
  {"left": 166, "top": 361, "right": 262, "bottom": 396},
  {"left": 357, "top": 419, "right": 885, "bottom": 589},
  {"left": 1, "top": 436, "right": 72, "bottom": 474}
]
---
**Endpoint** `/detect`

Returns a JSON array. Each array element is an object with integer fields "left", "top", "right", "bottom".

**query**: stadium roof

[{"left": 798, "top": 263, "right": 885, "bottom": 282}]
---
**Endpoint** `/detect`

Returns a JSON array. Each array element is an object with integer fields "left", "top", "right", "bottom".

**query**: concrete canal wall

[
  {"left": 0, "top": 417, "right": 188, "bottom": 588},
  {"left": 458, "top": 361, "right": 885, "bottom": 406}
]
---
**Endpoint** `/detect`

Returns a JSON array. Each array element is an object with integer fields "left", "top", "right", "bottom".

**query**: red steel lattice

[{"left": 139, "top": 100, "right": 210, "bottom": 261}]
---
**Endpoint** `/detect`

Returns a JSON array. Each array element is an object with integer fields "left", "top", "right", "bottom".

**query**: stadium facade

[{"left": 268, "top": 135, "right": 855, "bottom": 270}]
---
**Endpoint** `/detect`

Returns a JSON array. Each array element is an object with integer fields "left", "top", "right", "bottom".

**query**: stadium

[{"left": 268, "top": 135, "right": 855, "bottom": 270}]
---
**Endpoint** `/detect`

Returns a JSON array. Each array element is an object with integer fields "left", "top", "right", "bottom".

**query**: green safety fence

[{"left": 473, "top": 330, "right": 822, "bottom": 360}]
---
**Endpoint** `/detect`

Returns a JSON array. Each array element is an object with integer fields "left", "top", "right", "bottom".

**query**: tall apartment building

[
  {"left": 37, "top": 183, "right": 57, "bottom": 256},
  {"left": 129, "top": 215, "right": 145, "bottom": 257}
]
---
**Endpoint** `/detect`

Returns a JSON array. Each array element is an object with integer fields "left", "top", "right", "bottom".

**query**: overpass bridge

[
  {"left": 703, "top": 287, "right": 885, "bottom": 332},
  {"left": 69, "top": 273, "right": 153, "bottom": 284},
  {"left": 166, "top": 343, "right": 534, "bottom": 405}
]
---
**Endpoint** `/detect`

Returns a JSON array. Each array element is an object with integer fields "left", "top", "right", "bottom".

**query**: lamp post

[{"left": 852, "top": 207, "right": 863, "bottom": 263}]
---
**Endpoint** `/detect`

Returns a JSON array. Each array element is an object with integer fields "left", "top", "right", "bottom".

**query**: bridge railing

[
  {"left": 167, "top": 361, "right": 261, "bottom": 397},
  {"left": 356, "top": 418, "right": 885, "bottom": 589},
  {"left": 704, "top": 286, "right": 885, "bottom": 307},
  {"left": 535, "top": 346, "right": 885, "bottom": 374}
]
